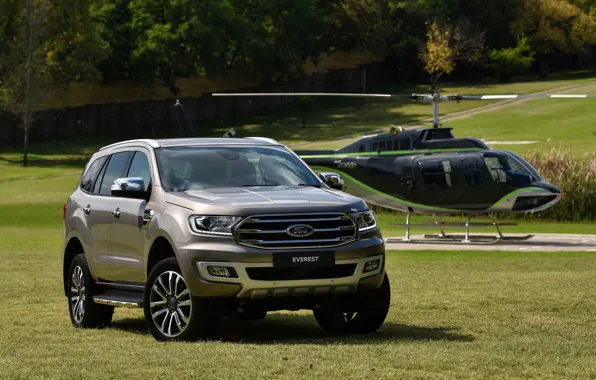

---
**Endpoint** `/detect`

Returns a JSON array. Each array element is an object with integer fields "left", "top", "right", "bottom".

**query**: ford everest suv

[{"left": 63, "top": 137, "right": 389, "bottom": 341}]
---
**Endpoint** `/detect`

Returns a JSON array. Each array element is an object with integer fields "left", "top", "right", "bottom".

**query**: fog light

[
  {"left": 207, "top": 266, "right": 238, "bottom": 278},
  {"left": 363, "top": 259, "right": 380, "bottom": 273}
]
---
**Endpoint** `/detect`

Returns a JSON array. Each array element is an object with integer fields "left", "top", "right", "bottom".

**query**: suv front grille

[{"left": 234, "top": 213, "right": 357, "bottom": 249}]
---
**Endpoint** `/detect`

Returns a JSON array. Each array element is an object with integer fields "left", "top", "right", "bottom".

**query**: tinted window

[
  {"left": 420, "top": 159, "right": 452, "bottom": 188},
  {"left": 398, "top": 139, "right": 412, "bottom": 150},
  {"left": 372, "top": 142, "right": 378, "bottom": 151},
  {"left": 462, "top": 157, "right": 482, "bottom": 186},
  {"left": 379, "top": 141, "right": 386, "bottom": 152},
  {"left": 127, "top": 152, "right": 152, "bottom": 191},
  {"left": 93, "top": 157, "right": 109, "bottom": 194},
  {"left": 156, "top": 146, "right": 319, "bottom": 192},
  {"left": 98, "top": 152, "right": 133, "bottom": 195},
  {"left": 80, "top": 156, "right": 107, "bottom": 192}
]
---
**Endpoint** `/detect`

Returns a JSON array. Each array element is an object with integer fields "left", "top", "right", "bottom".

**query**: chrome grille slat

[
  {"left": 235, "top": 213, "right": 357, "bottom": 249},
  {"left": 246, "top": 216, "right": 348, "bottom": 223}
]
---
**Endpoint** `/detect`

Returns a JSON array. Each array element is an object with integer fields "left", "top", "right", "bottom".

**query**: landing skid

[{"left": 387, "top": 212, "right": 534, "bottom": 245}]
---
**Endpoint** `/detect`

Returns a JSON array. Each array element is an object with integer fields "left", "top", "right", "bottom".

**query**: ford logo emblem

[{"left": 286, "top": 224, "right": 315, "bottom": 238}]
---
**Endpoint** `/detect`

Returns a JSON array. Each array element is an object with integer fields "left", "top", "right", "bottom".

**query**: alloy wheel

[
  {"left": 149, "top": 271, "right": 192, "bottom": 338},
  {"left": 70, "top": 266, "right": 86, "bottom": 324}
]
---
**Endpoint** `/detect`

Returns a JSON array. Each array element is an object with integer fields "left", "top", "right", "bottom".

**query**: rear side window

[
  {"left": 80, "top": 156, "right": 107, "bottom": 192},
  {"left": 98, "top": 152, "right": 133, "bottom": 195}
]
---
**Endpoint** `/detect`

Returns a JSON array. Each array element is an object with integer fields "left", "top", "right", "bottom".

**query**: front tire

[
  {"left": 144, "top": 258, "right": 220, "bottom": 341},
  {"left": 313, "top": 273, "right": 391, "bottom": 334},
  {"left": 67, "top": 254, "right": 114, "bottom": 328}
]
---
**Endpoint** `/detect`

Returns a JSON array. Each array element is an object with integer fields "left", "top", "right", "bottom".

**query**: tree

[
  {"left": 511, "top": 0, "right": 596, "bottom": 77},
  {"left": 0, "top": 0, "right": 109, "bottom": 166},
  {"left": 420, "top": 19, "right": 484, "bottom": 91},
  {"left": 489, "top": 36, "right": 535, "bottom": 82}
]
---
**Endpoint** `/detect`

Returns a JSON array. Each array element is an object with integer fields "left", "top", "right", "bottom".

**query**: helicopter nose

[{"left": 533, "top": 181, "right": 562, "bottom": 194}]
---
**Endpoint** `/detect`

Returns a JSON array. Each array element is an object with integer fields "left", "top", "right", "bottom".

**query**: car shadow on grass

[{"left": 110, "top": 314, "right": 474, "bottom": 344}]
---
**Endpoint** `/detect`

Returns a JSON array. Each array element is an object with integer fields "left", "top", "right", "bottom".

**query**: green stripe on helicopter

[{"left": 300, "top": 148, "right": 484, "bottom": 159}]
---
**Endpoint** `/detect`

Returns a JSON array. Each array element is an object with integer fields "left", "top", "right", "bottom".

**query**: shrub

[{"left": 520, "top": 148, "right": 596, "bottom": 221}]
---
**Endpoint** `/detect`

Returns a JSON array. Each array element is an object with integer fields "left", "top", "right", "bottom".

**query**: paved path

[{"left": 385, "top": 234, "right": 596, "bottom": 252}]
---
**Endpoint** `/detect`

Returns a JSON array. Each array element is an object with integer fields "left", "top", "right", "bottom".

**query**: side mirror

[
  {"left": 319, "top": 172, "right": 344, "bottom": 191},
  {"left": 111, "top": 177, "right": 150, "bottom": 200}
]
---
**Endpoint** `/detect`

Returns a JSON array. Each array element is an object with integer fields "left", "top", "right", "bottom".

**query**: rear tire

[
  {"left": 144, "top": 258, "right": 220, "bottom": 341},
  {"left": 67, "top": 254, "right": 114, "bottom": 328},
  {"left": 313, "top": 273, "right": 390, "bottom": 334}
]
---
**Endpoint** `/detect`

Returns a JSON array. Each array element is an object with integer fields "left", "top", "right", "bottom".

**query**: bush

[
  {"left": 489, "top": 36, "right": 535, "bottom": 82},
  {"left": 520, "top": 148, "right": 596, "bottom": 221}
]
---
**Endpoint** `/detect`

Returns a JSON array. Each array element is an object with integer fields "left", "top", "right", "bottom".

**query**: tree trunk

[{"left": 22, "top": 0, "right": 34, "bottom": 167}]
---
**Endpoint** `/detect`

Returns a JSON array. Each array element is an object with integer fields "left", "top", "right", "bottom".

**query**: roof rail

[
  {"left": 246, "top": 137, "right": 280, "bottom": 145},
  {"left": 99, "top": 139, "right": 160, "bottom": 151}
]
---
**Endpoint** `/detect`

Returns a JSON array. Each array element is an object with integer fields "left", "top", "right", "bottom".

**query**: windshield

[{"left": 156, "top": 145, "right": 321, "bottom": 192}]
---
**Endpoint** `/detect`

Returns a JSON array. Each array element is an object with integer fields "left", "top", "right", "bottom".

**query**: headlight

[
  {"left": 189, "top": 215, "right": 242, "bottom": 236},
  {"left": 350, "top": 210, "right": 377, "bottom": 232}
]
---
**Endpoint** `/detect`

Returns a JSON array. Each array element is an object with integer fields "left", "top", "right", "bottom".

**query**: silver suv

[{"left": 63, "top": 137, "right": 389, "bottom": 341}]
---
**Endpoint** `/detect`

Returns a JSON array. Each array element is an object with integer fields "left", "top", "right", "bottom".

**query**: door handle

[
  {"left": 112, "top": 208, "right": 121, "bottom": 218},
  {"left": 83, "top": 205, "right": 91, "bottom": 215},
  {"left": 143, "top": 209, "right": 154, "bottom": 227}
]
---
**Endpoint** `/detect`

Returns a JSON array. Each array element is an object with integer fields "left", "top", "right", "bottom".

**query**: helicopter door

[
  {"left": 414, "top": 157, "right": 460, "bottom": 208},
  {"left": 459, "top": 155, "right": 498, "bottom": 209}
]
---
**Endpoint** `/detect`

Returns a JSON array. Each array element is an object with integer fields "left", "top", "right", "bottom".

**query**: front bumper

[
  {"left": 176, "top": 233, "right": 386, "bottom": 298},
  {"left": 196, "top": 254, "right": 384, "bottom": 298}
]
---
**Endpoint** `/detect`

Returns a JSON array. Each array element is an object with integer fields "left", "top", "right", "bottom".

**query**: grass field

[
  {"left": 1, "top": 73, "right": 595, "bottom": 379},
  {"left": 1, "top": 227, "right": 595, "bottom": 379}
]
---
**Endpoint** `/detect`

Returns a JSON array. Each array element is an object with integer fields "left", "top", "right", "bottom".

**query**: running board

[{"left": 93, "top": 289, "right": 144, "bottom": 308}]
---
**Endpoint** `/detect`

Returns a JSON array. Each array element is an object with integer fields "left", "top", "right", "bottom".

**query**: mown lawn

[{"left": 0, "top": 228, "right": 594, "bottom": 379}]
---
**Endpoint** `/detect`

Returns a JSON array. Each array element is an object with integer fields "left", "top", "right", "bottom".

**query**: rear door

[
  {"left": 108, "top": 149, "right": 154, "bottom": 282},
  {"left": 77, "top": 155, "right": 111, "bottom": 278},
  {"left": 90, "top": 150, "right": 134, "bottom": 281}
]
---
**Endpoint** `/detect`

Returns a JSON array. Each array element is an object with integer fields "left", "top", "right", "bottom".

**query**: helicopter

[{"left": 206, "top": 90, "right": 594, "bottom": 243}]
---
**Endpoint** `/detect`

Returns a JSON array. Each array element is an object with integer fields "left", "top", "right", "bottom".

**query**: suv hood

[{"left": 164, "top": 186, "right": 368, "bottom": 215}]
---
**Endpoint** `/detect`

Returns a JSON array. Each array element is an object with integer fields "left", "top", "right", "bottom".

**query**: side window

[
  {"left": 484, "top": 157, "right": 507, "bottom": 184},
  {"left": 93, "top": 157, "right": 109, "bottom": 194},
  {"left": 372, "top": 142, "right": 378, "bottom": 151},
  {"left": 420, "top": 159, "right": 452, "bottom": 188},
  {"left": 127, "top": 152, "right": 152, "bottom": 191},
  {"left": 462, "top": 157, "right": 482, "bottom": 186},
  {"left": 98, "top": 152, "right": 133, "bottom": 195},
  {"left": 379, "top": 141, "right": 386, "bottom": 152},
  {"left": 80, "top": 156, "right": 107, "bottom": 192},
  {"left": 399, "top": 138, "right": 412, "bottom": 150}
]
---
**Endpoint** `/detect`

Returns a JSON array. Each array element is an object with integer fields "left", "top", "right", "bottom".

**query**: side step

[{"left": 93, "top": 289, "right": 144, "bottom": 308}]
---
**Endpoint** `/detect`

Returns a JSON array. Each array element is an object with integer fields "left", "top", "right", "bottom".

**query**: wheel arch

[
  {"left": 146, "top": 235, "right": 177, "bottom": 277},
  {"left": 63, "top": 237, "right": 85, "bottom": 296}
]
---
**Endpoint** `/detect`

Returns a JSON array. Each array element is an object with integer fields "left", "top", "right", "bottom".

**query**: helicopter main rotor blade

[
  {"left": 452, "top": 94, "right": 596, "bottom": 100},
  {"left": 210, "top": 92, "right": 416, "bottom": 99}
]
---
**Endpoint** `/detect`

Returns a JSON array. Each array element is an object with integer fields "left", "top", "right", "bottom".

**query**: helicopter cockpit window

[
  {"left": 420, "top": 159, "right": 452, "bottom": 188},
  {"left": 484, "top": 154, "right": 534, "bottom": 186}
]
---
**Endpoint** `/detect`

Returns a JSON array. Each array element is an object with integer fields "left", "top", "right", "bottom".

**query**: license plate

[{"left": 273, "top": 251, "right": 335, "bottom": 267}]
